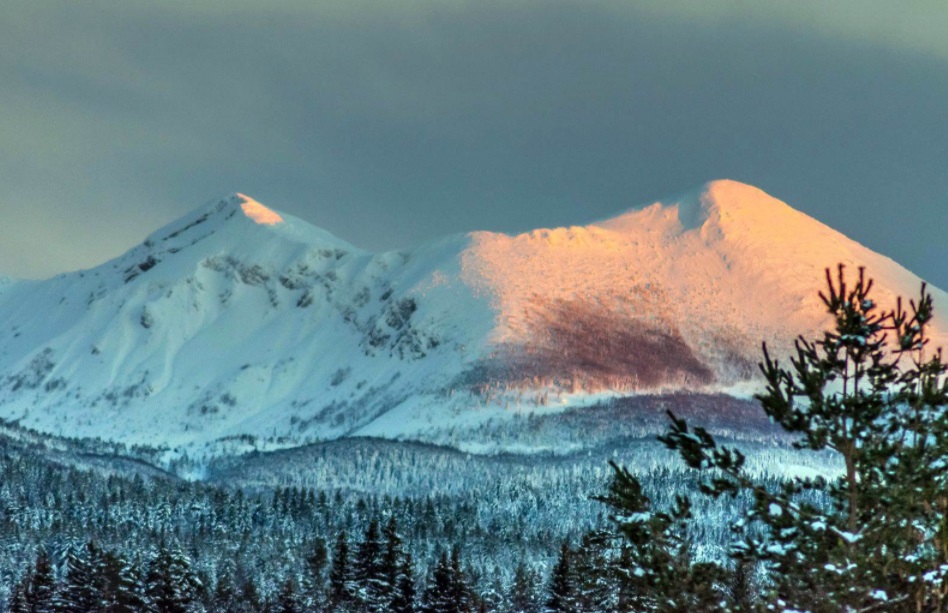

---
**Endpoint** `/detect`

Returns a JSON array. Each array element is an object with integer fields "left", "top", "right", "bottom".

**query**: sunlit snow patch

[{"left": 237, "top": 194, "right": 283, "bottom": 225}]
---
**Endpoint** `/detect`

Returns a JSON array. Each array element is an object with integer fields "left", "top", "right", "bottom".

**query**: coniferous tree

[
  {"left": 101, "top": 549, "right": 147, "bottom": 613},
  {"left": 238, "top": 577, "right": 264, "bottom": 613},
  {"left": 507, "top": 563, "right": 540, "bottom": 613},
  {"left": 10, "top": 573, "right": 31, "bottom": 613},
  {"left": 478, "top": 568, "right": 505, "bottom": 613},
  {"left": 381, "top": 516, "right": 405, "bottom": 607},
  {"left": 54, "top": 540, "right": 102, "bottom": 612},
  {"left": 422, "top": 548, "right": 475, "bottom": 613},
  {"left": 449, "top": 547, "right": 476, "bottom": 612},
  {"left": 303, "top": 537, "right": 328, "bottom": 610},
  {"left": 211, "top": 572, "right": 240, "bottom": 613},
  {"left": 353, "top": 518, "right": 386, "bottom": 611},
  {"left": 570, "top": 532, "right": 614, "bottom": 612},
  {"left": 210, "top": 557, "right": 244, "bottom": 613},
  {"left": 657, "top": 266, "right": 948, "bottom": 610},
  {"left": 329, "top": 531, "right": 354, "bottom": 611},
  {"left": 725, "top": 559, "right": 756, "bottom": 612},
  {"left": 106, "top": 550, "right": 148, "bottom": 612},
  {"left": 275, "top": 577, "right": 302, "bottom": 613},
  {"left": 390, "top": 553, "right": 416, "bottom": 613},
  {"left": 596, "top": 462, "right": 727, "bottom": 611},
  {"left": 27, "top": 548, "right": 56, "bottom": 613},
  {"left": 543, "top": 542, "right": 573, "bottom": 613},
  {"left": 144, "top": 544, "right": 203, "bottom": 613},
  {"left": 422, "top": 551, "right": 454, "bottom": 613}
]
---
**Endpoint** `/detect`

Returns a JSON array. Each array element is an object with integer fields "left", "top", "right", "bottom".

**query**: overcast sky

[{"left": 1, "top": 1, "right": 946, "bottom": 288}]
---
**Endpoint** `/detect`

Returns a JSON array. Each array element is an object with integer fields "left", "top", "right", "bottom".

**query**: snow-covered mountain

[{"left": 0, "top": 180, "right": 944, "bottom": 456}]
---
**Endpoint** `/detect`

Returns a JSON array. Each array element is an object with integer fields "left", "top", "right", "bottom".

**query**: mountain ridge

[{"left": 0, "top": 180, "right": 942, "bottom": 458}]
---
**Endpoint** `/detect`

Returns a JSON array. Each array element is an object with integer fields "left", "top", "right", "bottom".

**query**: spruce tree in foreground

[{"left": 655, "top": 266, "right": 948, "bottom": 611}]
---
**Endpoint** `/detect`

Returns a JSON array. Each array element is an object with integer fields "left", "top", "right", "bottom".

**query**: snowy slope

[
  {"left": 0, "top": 183, "right": 943, "bottom": 455},
  {"left": 0, "top": 194, "right": 496, "bottom": 451},
  {"left": 457, "top": 180, "right": 948, "bottom": 398}
]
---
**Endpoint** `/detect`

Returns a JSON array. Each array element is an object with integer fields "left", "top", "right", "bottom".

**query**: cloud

[
  {"left": 0, "top": 0, "right": 945, "bottom": 289},
  {"left": 632, "top": 0, "right": 948, "bottom": 61}
]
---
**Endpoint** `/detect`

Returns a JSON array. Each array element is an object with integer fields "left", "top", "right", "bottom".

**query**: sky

[{"left": 1, "top": 1, "right": 946, "bottom": 288}]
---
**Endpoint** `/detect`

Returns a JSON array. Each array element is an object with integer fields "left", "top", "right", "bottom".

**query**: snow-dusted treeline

[{"left": 0, "top": 422, "right": 820, "bottom": 611}]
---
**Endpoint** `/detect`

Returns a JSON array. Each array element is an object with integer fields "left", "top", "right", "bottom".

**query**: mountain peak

[
  {"left": 701, "top": 178, "right": 772, "bottom": 202},
  {"left": 141, "top": 193, "right": 355, "bottom": 253},
  {"left": 234, "top": 193, "right": 284, "bottom": 226},
  {"left": 594, "top": 179, "right": 798, "bottom": 237},
  {"left": 699, "top": 179, "right": 798, "bottom": 223}
]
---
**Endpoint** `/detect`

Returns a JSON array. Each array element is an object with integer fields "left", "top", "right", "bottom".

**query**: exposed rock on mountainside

[{"left": 0, "top": 182, "right": 943, "bottom": 455}]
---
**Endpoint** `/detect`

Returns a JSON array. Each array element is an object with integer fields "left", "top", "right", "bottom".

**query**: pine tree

[
  {"left": 144, "top": 544, "right": 203, "bottom": 613},
  {"left": 570, "top": 532, "right": 614, "bottom": 612},
  {"left": 596, "top": 462, "right": 727, "bottom": 611},
  {"left": 390, "top": 553, "right": 416, "bottom": 613},
  {"left": 329, "top": 531, "right": 354, "bottom": 611},
  {"left": 275, "top": 577, "right": 302, "bottom": 613},
  {"left": 10, "top": 572, "right": 31, "bottom": 613},
  {"left": 422, "top": 548, "right": 474, "bottom": 613},
  {"left": 238, "top": 576, "right": 264, "bottom": 613},
  {"left": 659, "top": 266, "right": 948, "bottom": 610},
  {"left": 353, "top": 518, "right": 386, "bottom": 611},
  {"left": 212, "top": 571, "right": 241, "bottom": 613},
  {"left": 543, "top": 542, "right": 573, "bottom": 613},
  {"left": 54, "top": 540, "right": 102, "bottom": 612},
  {"left": 100, "top": 549, "right": 146, "bottom": 613},
  {"left": 507, "top": 563, "right": 539, "bottom": 613},
  {"left": 448, "top": 547, "right": 475, "bottom": 612},
  {"left": 302, "top": 537, "right": 328, "bottom": 610},
  {"left": 27, "top": 548, "right": 56, "bottom": 613},
  {"left": 422, "top": 551, "right": 454, "bottom": 613},
  {"left": 381, "top": 516, "right": 405, "bottom": 607}
]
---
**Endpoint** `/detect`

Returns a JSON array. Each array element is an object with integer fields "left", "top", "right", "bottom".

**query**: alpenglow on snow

[{"left": 0, "top": 181, "right": 943, "bottom": 455}]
